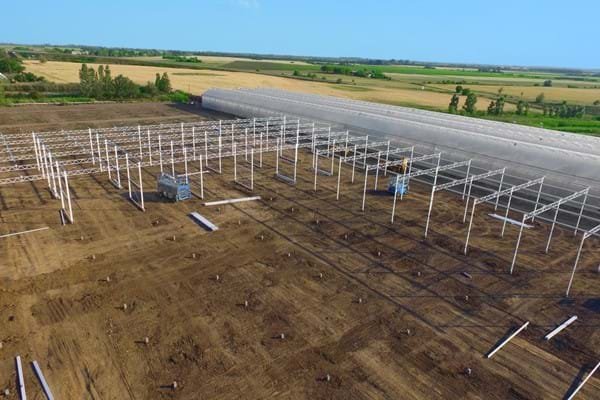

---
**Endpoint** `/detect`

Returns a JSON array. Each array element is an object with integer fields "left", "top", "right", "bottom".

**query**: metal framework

[
  {"left": 566, "top": 223, "right": 600, "bottom": 296},
  {"left": 464, "top": 177, "right": 545, "bottom": 255},
  {"left": 1, "top": 116, "right": 597, "bottom": 302},
  {"left": 424, "top": 168, "right": 506, "bottom": 237},
  {"left": 510, "top": 188, "right": 590, "bottom": 274}
]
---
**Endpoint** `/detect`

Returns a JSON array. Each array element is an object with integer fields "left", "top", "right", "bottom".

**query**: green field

[{"left": 4, "top": 44, "right": 600, "bottom": 135}]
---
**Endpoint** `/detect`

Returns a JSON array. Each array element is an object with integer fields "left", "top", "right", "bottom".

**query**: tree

[
  {"left": 143, "top": 81, "right": 159, "bottom": 96},
  {"left": 535, "top": 93, "right": 545, "bottom": 104},
  {"left": 293, "top": 70, "right": 300, "bottom": 76},
  {"left": 594, "top": 100, "right": 600, "bottom": 105},
  {"left": 516, "top": 99, "right": 525, "bottom": 115},
  {"left": 79, "top": 64, "right": 97, "bottom": 97},
  {"left": 455, "top": 85, "right": 463, "bottom": 94},
  {"left": 156, "top": 72, "right": 171, "bottom": 93},
  {"left": 113, "top": 75, "right": 139, "bottom": 98},
  {"left": 543, "top": 80, "right": 552, "bottom": 87},
  {"left": 99, "top": 65, "right": 114, "bottom": 99},
  {"left": 461, "top": 88, "right": 471, "bottom": 96},
  {"left": 448, "top": 93, "right": 460, "bottom": 113},
  {"left": 0, "top": 54, "right": 25, "bottom": 73},
  {"left": 463, "top": 93, "right": 477, "bottom": 114},
  {"left": 493, "top": 96, "right": 505, "bottom": 115},
  {"left": 487, "top": 96, "right": 505, "bottom": 115}
]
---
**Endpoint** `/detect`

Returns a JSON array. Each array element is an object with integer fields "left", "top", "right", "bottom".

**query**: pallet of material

[{"left": 190, "top": 212, "right": 218, "bottom": 231}]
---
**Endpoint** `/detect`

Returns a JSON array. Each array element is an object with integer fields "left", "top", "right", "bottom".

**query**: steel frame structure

[{"left": 2, "top": 116, "right": 598, "bottom": 299}]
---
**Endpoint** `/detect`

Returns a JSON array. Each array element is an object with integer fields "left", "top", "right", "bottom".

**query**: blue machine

[
  {"left": 388, "top": 177, "right": 409, "bottom": 195},
  {"left": 157, "top": 173, "right": 192, "bottom": 202}
]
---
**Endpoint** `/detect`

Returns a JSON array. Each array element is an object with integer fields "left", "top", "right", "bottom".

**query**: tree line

[
  {"left": 448, "top": 85, "right": 586, "bottom": 119},
  {"left": 79, "top": 64, "right": 172, "bottom": 100},
  {"left": 319, "top": 65, "right": 390, "bottom": 80}
]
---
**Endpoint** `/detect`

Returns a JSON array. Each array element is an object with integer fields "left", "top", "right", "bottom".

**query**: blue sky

[{"left": 1, "top": 0, "right": 598, "bottom": 69}]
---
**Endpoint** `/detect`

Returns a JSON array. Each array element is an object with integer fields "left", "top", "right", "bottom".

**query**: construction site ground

[{"left": 0, "top": 103, "right": 599, "bottom": 399}]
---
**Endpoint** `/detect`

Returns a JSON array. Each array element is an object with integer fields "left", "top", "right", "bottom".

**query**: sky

[{"left": 1, "top": 0, "right": 598, "bottom": 69}]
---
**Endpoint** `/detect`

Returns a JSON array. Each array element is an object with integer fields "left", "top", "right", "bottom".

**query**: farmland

[{"left": 4, "top": 46, "right": 600, "bottom": 135}]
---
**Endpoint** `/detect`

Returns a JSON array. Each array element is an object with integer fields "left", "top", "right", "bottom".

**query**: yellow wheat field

[{"left": 25, "top": 60, "right": 501, "bottom": 111}]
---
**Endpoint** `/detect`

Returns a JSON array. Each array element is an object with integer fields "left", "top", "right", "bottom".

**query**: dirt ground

[{"left": 0, "top": 104, "right": 599, "bottom": 399}]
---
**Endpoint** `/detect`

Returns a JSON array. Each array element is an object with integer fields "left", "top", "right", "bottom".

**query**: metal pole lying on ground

[
  {"left": 16, "top": 355, "right": 26, "bottom": 400},
  {"left": 566, "top": 361, "right": 600, "bottom": 400},
  {"left": 204, "top": 196, "right": 261, "bottom": 206},
  {"left": 544, "top": 316, "right": 577, "bottom": 341},
  {"left": 32, "top": 360, "right": 54, "bottom": 400},
  {"left": 486, "top": 321, "right": 529, "bottom": 359}
]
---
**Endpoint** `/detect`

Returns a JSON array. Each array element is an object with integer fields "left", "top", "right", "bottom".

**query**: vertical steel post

[
  {"left": 275, "top": 138, "right": 279, "bottom": 176},
  {"left": 509, "top": 217, "right": 527, "bottom": 274},
  {"left": 545, "top": 203, "right": 560, "bottom": 253},
  {"left": 313, "top": 150, "right": 318, "bottom": 191},
  {"left": 406, "top": 146, "right": 414, "bottom": 185},
  {"left": 336, "top": 155, "right": 342, "bottom": 200},
  {"left": 293, "top": 125, "right": 299, "bottom": 183},
  {"left": 574, "top": 191, "right": 588, "bottom": 236},
  {"left": 114, "top": 145, "right": 121, "bottom": 188},
  {"left": 494, "top": 169, "right": 506, "bottom": 210},
  {"left": 199, "top": 155, "right": 204, "bottom": 199},
  {"left": 218, "top": 135, "right": 222, "bottom": 174},
  {"left": 126, "top": 153, "right": 132, "bottom": 199},
  {"left": 462, "top": 160, "right": 472, "bottom": 200},
  {"left": 138, "top": 161, "right": 144, "bottom": 211},
  {"left": 531, "top": 179, "right": 544, "bottom": 223},
  {"left": 170, "top": 141, "right": 175, "bottom": 177},
  {"left": 259, "top": 131, "right": 263, "bottom": 167},
  {"left": 184, "top": 147, "right": 189, "bottom": 184},
  {"left": 463, "top": 179, "right": 474, "bottom": 223},
  {"left": 566, "top": 235, "right": 586, "bottom": 297},
  {"left": 138, "top": 125, "right": 143, "bottom": 160},
  {"left": 424, "top": 186, "right": 436, "bottom": 237},
  {"left": 204, "top": 131, "right": 208, "bottom": 167},
  {"left": 351, "top": 144, "right": 357, "bottom": 183},
  {"left": 464, "top": 202, "right": 477, "bottom": 254},
  {"left": 192, "top": 127, "right": 196, "bottom": 161},
  {"left": 89, "top": 128, "right": 95, "bottom": 164},
  {"left": 147, "top": 129, "right": 152, "bottom": 166},
  {"left": 65, "top": 170, "right": 73, "bottom": 223},
  {"left": 501, "top": 189, "right": 514, "bottom": 238},
  {"left": 158, "top": 135, "right": 163, "bottom": 173},
  {"left": 362, "top": 166, "right": 368, "bottom": 211},
  {"left": 330, "top": 139, "right": 336, "bottom": 175},
  {"left": 96, "top": 133, "right": 103, "bottom": 172},
  {"left": 374, "top": 151, "right": 381, "bottom": 190},
  {"left": 104, "top": 139, "right": 111, "bottom": 181},
  {"left": 384, "top": 141, "right": 390, "bottom": 176},
  {"left": 391, "top": 174, "right": 400, "bottom": 223}
]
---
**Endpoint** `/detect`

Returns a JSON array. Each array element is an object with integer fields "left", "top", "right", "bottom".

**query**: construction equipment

[
  {"left": 157, "top": 173, "right": 191, "bottom": 202},
  {"left": 388, "top": 178, "right": 409, "bottom": 195},
  {"left": 388, "top": 157, "right": 409, "bottom": 195}
]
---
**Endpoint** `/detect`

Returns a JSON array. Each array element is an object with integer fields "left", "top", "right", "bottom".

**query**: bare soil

[{"left": 0, "top": 104, "right": 599, "bottom": 399}]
